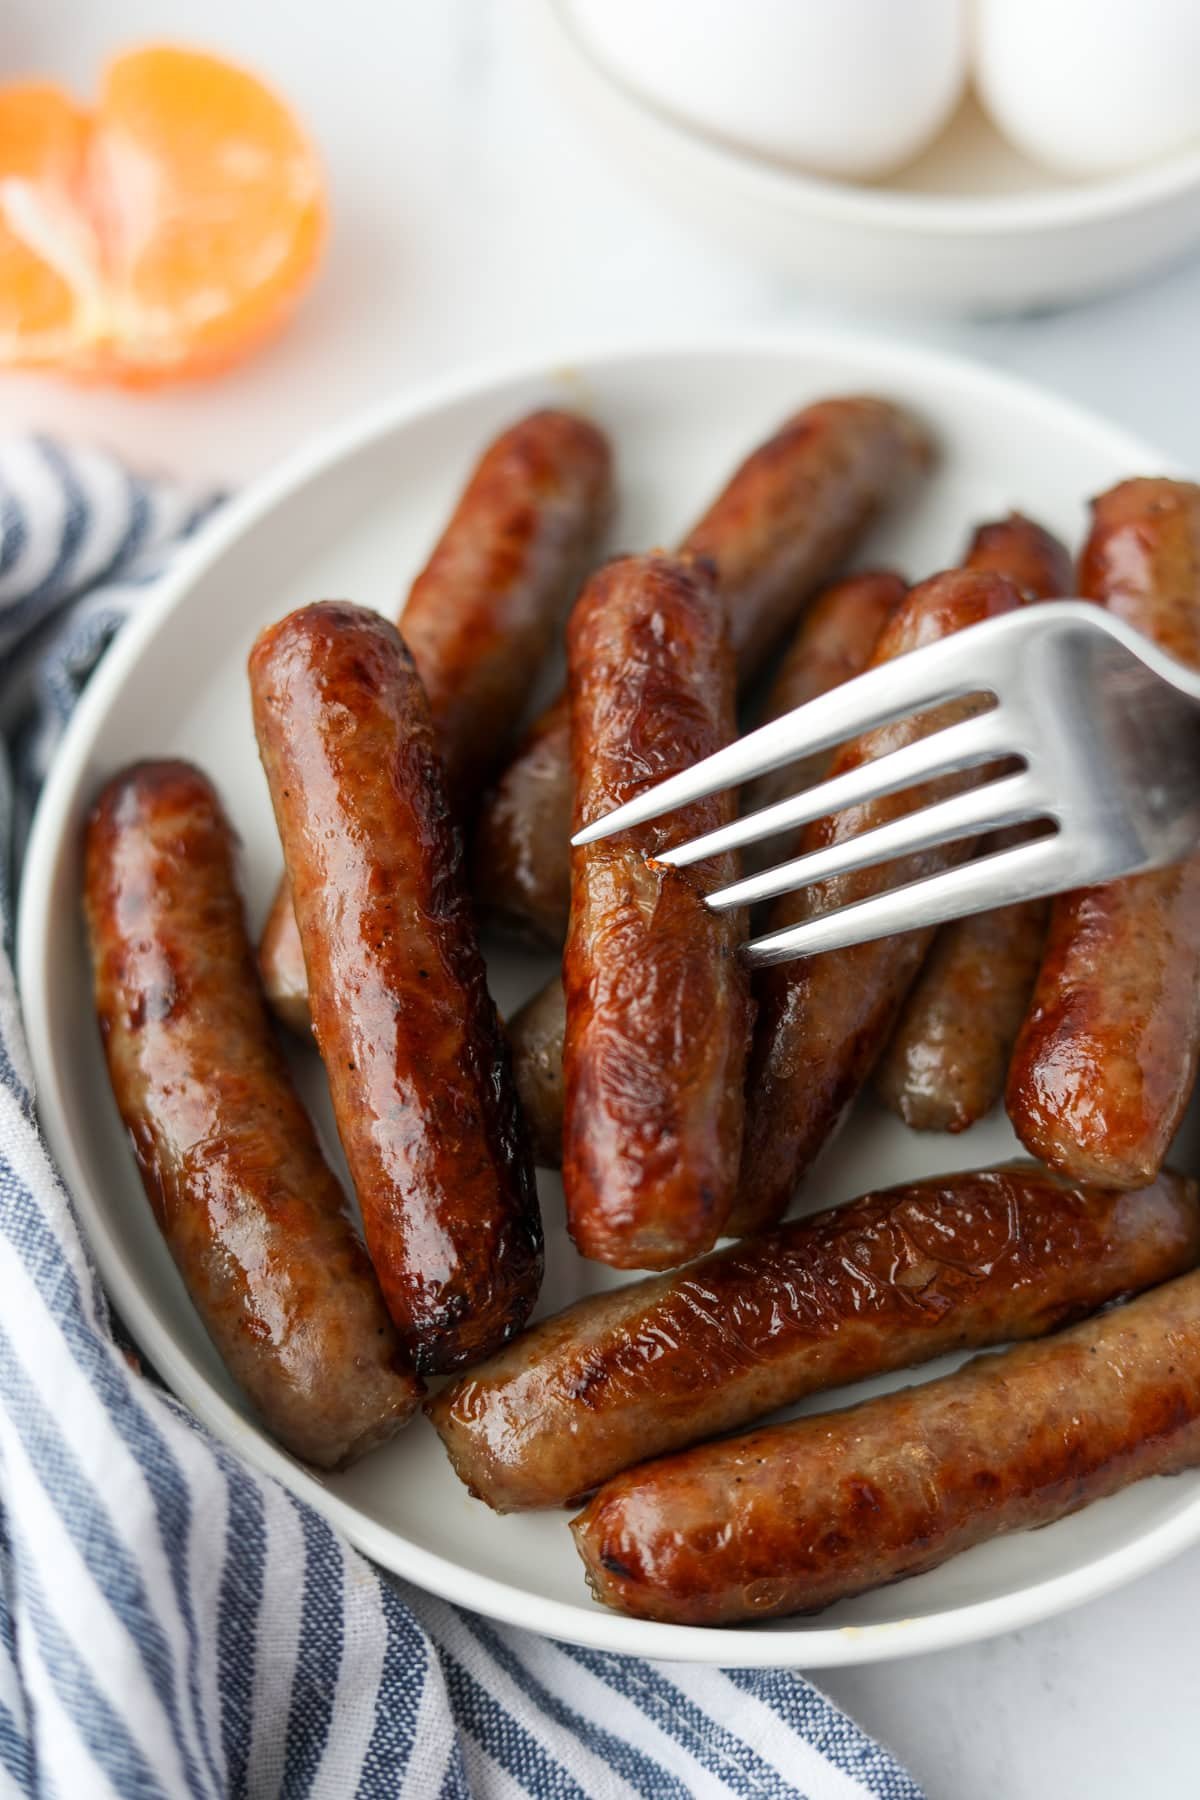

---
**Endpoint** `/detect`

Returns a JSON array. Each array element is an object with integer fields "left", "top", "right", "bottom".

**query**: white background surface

[{"left": 4, "top": 3, "right": 1199, "bottom": 1795}]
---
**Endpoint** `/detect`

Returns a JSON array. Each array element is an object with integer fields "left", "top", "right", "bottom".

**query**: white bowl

[
  {"left": 532, "top": 0, "right": 1200, "bottom": 314},
  {"left": 18, "top": 332, "right": 1200, "bottom": 1669}
]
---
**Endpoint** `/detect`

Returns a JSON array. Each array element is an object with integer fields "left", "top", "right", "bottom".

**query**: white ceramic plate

[
  {"left": 18, "top": 334, "right": 1200, "bottom": 1669},
  {"left": 531, "top": 0, "right": 1200, "bottom": 314}
]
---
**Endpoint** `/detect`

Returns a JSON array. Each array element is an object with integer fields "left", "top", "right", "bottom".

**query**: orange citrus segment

[
  {"left": 0, "top": 85, "right": 94, "bottom": 361},
  {"left": 0, "top": 46, "right": 325, "bottom": 384}
]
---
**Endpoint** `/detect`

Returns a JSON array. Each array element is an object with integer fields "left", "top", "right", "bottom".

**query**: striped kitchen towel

[{"left": 0, "top": 435, "right": 925, "bottom": 1800}]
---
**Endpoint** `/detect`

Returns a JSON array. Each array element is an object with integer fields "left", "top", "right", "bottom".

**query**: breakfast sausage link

[
  {"left": 508, "top": 973, "right": 567, "bottom": 1170},
  {"left": 250, "top": 602, "right": 543, "bottom": 1373},
  {"left": 259, "top": 408, "right": 613, "bottom": 1028},
  {"left": 564, "top": 553, "right": 751, "bottom": 1269},
  {"left": 874, "top": 862, "right": 1050, "bottom": 1131},
  {"left": 428, "top": 1164, "right": 1200, "bottom": 1511},
  {"left": 875, "top": 514, "right": 1071, "bottom": 1131},
  {"left": 84, "top": 760, "right": 423, "bottom": 1468},
  {"left": 510, "top": 570, "right": 904, "bottom": 1170},
  {"left": 1008, "top": 479, "right": 1200, "bottom": 1188},
  {"left": 475, "top": 397, "right": 933, "bottom": 948},
  {"left": 735, "top": 567, "right": 1025, "bottom": 1236},
  {"left": 573, "top": 1264, "right": 1200, "bottom": 1625}
]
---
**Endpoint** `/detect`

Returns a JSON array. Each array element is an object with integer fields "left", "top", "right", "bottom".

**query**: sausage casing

[
  {"left": 83, "top": 760, "right": 423, "bottom": 1467},
  {"left": 428, "top": 1164, "right": 1200, "bottom": 1510},
  {"left": 1008, "top": 479, "right": 1200, "bottom": 1188},
  {"left": 573, "top": 1263, "right": 1200, "bottom": 1625},
  {"left": 249, "top": 603, "right": 543, "bottom": 1372},
  {"left": 875, "top": 514, "right": 1071, "bottom": 1131},
  {"left": 735, "top": 568, "right": 1025, "bottom": 1235},
  {"left": 475, "top": 397, "right": 933, "bottom": 948},
  {"left": 563, "top": 554, "right": 751, "bottom": 1269},
  {"left": 259, "top": 408, "right": 613, "bottom": 1025}
]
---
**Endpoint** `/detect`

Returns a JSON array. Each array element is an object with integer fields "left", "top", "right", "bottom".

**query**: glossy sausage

[
  {"left": 875, "top": 514, "right": 1071, "bottom": 1131},
  {"left": 83, "top": 760, "right": 423, "bottom": 1468},
  {"left": 740, "top": 569, "right": 906, "bottom": 866},
  {"left": 249, "top": 603, "right": 543, "bottom": 1372},
  {"left": 475, "top": 397, "right": 933, "bottom": 947},
  {"left": 1008, "top": 479, "right": 1200, "bottom": 1187},
  {"left": 428, "top": 1164, "right": 1200, "bottom": 1510},
  {"left": 563, "top": 553, "right": 751, "bottom": 1268},
  {"left": 735, "top": 568, "right": 1024, "bottom": 1236},
  {"left": 259, "top": 409, "right": 613, "bottom": 1029},
  {"left": 573, "top": 1263, "right": 1200, "bottom": 1625},
  {"left": 511, "top": 571, "right": 903, "bottom": 1170}
]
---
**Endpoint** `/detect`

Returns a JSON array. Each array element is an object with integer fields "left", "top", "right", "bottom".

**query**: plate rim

[{"left": 17, "top": 327, "right": 1197, "bottom": 1669}]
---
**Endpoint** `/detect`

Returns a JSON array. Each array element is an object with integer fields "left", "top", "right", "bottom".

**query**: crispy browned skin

[
  {"left": 875, "top": 515, "right": 1071, "bottom": 1131},
  {"left": 475, "top": 398, "right": 933, "bottom": 947},
  {"left": 1008, "top": 480, "right": 1200, "bottom": 1188},
  {"left": 735, "top": 569, "right": 1025, "bottom": 1236},
  {"left": 83, "top": 761, "right": 423, "bottom": 1467},
  {"left": 563, "top": 554, "right": 751, "bottom": 1269},
  {"left": 573, "top": 1263, "right": 1200, "bottom": 1625},
  {"left": 508, "top": 974, "right": 567, "bottom": 1169},
  {"left": 259, "top": 409, "right": 613, "bottom": 1026},
  {"left": 427, "top": 1165, "right": 1200, "bottom": 1511},
  {"left": 249, "top": 603, "right": 543, "bottom": 1372},
  {"left": 741, "top": 569, "right": 906, "bottom": 848}
]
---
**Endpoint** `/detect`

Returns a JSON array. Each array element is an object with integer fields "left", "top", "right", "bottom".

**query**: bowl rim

[
  {"left": 17, "top": 327, "right": 1197, "bottom": 1669},
  {"left": 539, "top": 0, "right": 1200, "bottom": 238}
]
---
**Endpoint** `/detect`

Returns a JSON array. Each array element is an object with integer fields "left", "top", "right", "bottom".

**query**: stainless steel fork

[{"left": 571, "top": 600, "right": 1200, "bottom": 967}]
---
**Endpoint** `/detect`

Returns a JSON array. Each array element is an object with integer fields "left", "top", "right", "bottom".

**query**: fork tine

[
  {"left": 570, "top": 624, "right": 1007, "bottom": 847},
  {"left": 743, "top": 834, "right": 1070, "bottom": 964},
  {"left": 707, "top": 771, "right": 1043, "bottom": 911},
  {"left": 658, "top": 710, "right": 1009, "bottom": 869}
]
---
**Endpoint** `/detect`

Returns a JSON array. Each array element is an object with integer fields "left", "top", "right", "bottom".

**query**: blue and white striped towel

[{"left": 0, "top": 436, "right": 925, "bottom": 1800}]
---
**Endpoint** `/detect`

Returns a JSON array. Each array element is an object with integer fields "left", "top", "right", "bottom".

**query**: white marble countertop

[{"left": 7, "top": 3, "right": 1199, "bottom": 1794}]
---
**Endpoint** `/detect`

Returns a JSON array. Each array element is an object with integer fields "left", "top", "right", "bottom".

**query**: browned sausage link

[
  {"left": 508, "top": 571, "right": 904, "bottom": 1169},
  {"left": 507, "top": 973, "right": 566, "bottom": 1170},
  {"left": 564, "top": 554, "right": 751, "bottom": 1269},
  {"left": 874, "top": 514, "right": 1071, "bottom": 1131},
  {"left": 83, "top": 760, "right": 424, "bottom": 1467},
  {"left": 249, "top": 603, "right": 543, "bottom": 1372},
  {"left": 874, "top": 870, "right": 1050, "bottom": 1131},
  {"left": 958, "top": 511, "right": 1073, "bottom": 603},
  {"left": 740, "top": 569, "right": 906, "bottom": 848},
  {"left": 735, "top": 569, "right": 1025, "bottom": 1237},
  {"left": 475, "top": 398, "right": 933, "bottom": 948},
  {"left": 573, "top": 1264, "right": 1200, "bottom": 1626},
  {"left": 680, "top": 397, "right": 931, "bottom": 676},
  {"left": 428, "top": 1164, "right": 1200, "bottom": 1511},
  {"left": 1008, "top": 479, "right": 1200, "bottom": 1188},
  {"left": 472, "top": 692, "right": 573, "bottom": 948},
  {"left": 259, "top": 409, "right": 613, "bottom": 1026}
]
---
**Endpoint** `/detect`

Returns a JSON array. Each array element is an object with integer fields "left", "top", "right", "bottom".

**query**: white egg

[
  {"left": 565, "top": 0, "right": 969, "bottom": 181},
  {"left": 975, "top": 0, "right": 1200, "bottom": 177}
]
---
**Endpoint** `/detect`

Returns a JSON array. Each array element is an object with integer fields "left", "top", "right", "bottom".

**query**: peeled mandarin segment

[
  {"left": 0, "top": 85, "right": 97, "bottom": 361},
  {"left": 0, "top": 48, "right": 325, "bottom": 384},
  {"left": 93, "top": 47, "right": 325, "bottom": 379}
]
